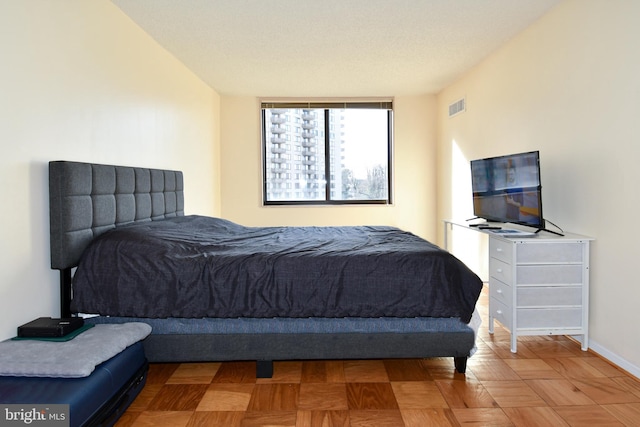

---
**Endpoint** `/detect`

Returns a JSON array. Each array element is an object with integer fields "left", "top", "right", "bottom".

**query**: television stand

[
  {"left": 534, "top": 227, "right": 564, "bottom": 237},
  {"left": 444, "top": 220, "right": 593, "bottom": 353}
]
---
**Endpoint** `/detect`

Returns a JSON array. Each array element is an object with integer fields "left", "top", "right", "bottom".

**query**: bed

[{"left": 49, "top": 160, "right": 483, "bottom": 377}]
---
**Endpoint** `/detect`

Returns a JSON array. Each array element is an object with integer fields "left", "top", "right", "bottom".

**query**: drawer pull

[
  {"left": 497, "top": 289, "right": 503, "bottom": 294},
  {"left": 496, "top": 248, "right": 503, "bottom": 253},
  {"left": 497, "top": 268, "right": 503, "bottom": 273},
  {"left": 496, "top": 309, "right": 503, "bottom": 315}
]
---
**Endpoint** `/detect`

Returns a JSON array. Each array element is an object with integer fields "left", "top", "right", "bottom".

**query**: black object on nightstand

[{"left": 17, "top": 317, "right": 84, "bottom": 338}]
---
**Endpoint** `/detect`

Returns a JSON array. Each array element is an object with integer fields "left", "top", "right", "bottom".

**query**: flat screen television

[{"left": 470, "top": 150, "right": 544, "bottom": 229}]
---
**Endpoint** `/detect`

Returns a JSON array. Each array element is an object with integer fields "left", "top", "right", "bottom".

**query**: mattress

[
  {"left": 0, "top": 341, "right": 148, "bottom": 427},
  {"left": 71, "top": 215, "right": 483, "bottom": 322}
]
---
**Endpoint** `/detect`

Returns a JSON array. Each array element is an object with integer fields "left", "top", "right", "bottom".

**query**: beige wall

[
  {"left": 0, "top": 0, "right": 220, "bottom": 340},
  {"left": 220, "top": 95, "right": 438, "bottom": 240},
  {"left": 437, "top": 0, "right": 640, "bottom": 375}
]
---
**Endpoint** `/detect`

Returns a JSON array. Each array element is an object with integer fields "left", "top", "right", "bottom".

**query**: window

[{"left": 261, "top": 101, "right": 393, "bottom": 205}]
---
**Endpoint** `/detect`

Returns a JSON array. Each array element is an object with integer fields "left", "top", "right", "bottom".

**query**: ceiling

[{"left": 111, "top": 0, "right": 561, "bottom": 97}]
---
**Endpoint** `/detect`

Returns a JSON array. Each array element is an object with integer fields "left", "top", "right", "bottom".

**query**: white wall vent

[{"left": 448, "top": 97, "right": 466, "bottom": 117}]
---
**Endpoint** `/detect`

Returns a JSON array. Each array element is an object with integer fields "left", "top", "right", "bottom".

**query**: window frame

[{"left": 261, "top": 100, "right": 394, "bottom": 206}]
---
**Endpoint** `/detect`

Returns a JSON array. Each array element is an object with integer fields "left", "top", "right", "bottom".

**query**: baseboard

[{"left": 588, "top": 339, "right": 640, "bottom": 380}]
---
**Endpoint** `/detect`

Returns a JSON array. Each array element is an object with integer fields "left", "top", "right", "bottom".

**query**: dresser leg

[{"left": 488, "top": 313, "right": 494, "bottom": 334}]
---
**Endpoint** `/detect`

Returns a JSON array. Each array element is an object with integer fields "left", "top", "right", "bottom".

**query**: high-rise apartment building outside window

[{"left": 261, "top": 101, "right": 393, "bottom": 205}]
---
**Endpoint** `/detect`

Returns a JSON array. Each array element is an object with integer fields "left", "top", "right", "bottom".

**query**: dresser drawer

[
  {"left": 490, "top": 298, "right": 512, "bottom": 330},
  {"left": 516, "top": 265, "right": 583, "bottom": 285},
  {"left": 490, "top": 258, "right": 513, "bottom": 284},
  {"left": 517, "top": 286, "right": 582, "bottom": 307},
  {"left": 489, "top": 238, "right": 513, "bottom": 263},
  {"left": 516, "top": 242, "right": 584, "bottom": 264},
  {"left": 517, "top": 307, "right": 582, "bottom": 329},
  {"left": 489, "top": 279, "right": 512, "bottom": 306}
]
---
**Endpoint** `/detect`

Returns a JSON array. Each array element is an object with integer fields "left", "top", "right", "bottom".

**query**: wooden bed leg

[
  {"left": 454, "top": 357, "right": 468, "bottom": 374},
  {"left": 256, "top": 360, "right": 274, "bottom": 378}
]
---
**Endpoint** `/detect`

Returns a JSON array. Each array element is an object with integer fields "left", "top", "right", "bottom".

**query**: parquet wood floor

[{"left": 115, "top": 287, "right": 640, "bottom": 426}]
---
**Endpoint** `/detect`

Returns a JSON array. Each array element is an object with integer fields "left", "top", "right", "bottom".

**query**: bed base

[
  {"left": 137, "top": 331, "right": 473, "bottom": 377},
  {"left": 84, "top": 314, "right": 476, "bottom": 378}
]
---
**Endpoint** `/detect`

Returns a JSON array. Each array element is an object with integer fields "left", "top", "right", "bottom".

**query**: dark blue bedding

[{"left": 71, "top": 216, "right": 482, "bottom": 322}]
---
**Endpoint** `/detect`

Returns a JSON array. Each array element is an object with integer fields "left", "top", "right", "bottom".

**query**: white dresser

[{"left": 444, "top": 220, "right": 593, "bottom": 353}]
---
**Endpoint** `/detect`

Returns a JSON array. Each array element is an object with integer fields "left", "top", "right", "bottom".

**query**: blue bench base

[{"left": 0, "top": 341, "right": 147, "bottom": 427}]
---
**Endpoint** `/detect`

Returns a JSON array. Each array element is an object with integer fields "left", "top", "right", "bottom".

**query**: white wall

[
  {"left": 220, "top": 95, "right": 438, "bottom": 240},
  {"left": 437, "top": 0, "right": 640, "bottom": 376},
  {"left": 0, "top": 0, "right": 220, "bottom": 340}
]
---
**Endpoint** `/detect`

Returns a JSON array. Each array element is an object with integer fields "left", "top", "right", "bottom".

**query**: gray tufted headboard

[{"left": 49, "top": 161, "right": 184, "bottom": 316}]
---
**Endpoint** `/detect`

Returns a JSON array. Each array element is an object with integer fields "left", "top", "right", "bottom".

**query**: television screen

[{"left": 470, "top": 151, "right": 544, "bottom": 228}]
